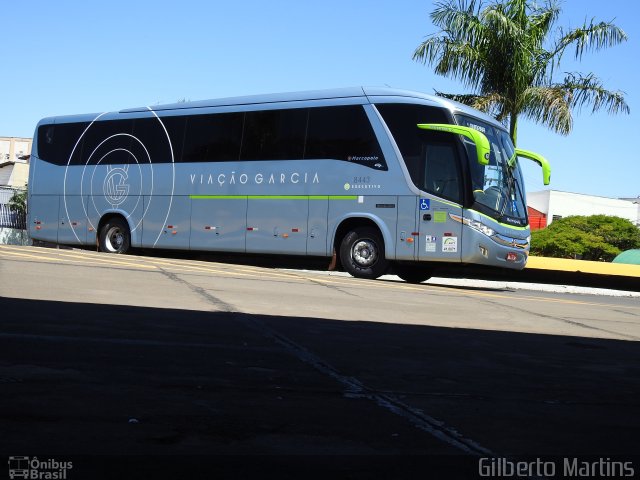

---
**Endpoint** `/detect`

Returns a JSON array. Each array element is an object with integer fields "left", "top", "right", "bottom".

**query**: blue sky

[{"left": 3, "top": 1, "right": 638, "bottom": 198}]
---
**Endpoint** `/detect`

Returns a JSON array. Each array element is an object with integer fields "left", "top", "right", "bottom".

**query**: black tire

[
  {"left": 339, "top": 226, "right": 389, "bottom": 279},
  {"left": 393, "top": 264, "right": 432, "bottom": 284},
  {"left": 98, "top": 217, "right": 131, "bottom": 254}
]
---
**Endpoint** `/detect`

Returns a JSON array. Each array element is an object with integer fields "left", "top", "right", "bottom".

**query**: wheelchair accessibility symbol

[{"left": 419, "top": 199, "right": 430, "bottom": 211}]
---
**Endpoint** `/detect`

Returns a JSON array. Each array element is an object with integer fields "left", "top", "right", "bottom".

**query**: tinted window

[
  {"left": 182, "top": 113, "right": 243, "bottom": 162},
  {"left": 38, "top": 117, "right": 183, "bottom": 165},
  {"left": 37, "top": 124, "right": 55, "bottom": 162},
  {"left": 79, "top": 119, "right": 135, "bottom": 165},
  {"left": 132, "top": 116, "right": 186, "bottom": 164},
  {"left": 305, "top": 106, "right": 386, "bottom": 170},
  {"left": 37, "top": 105, "right": 388, "bottom": 169},
  {"left": 241, "top": 109, "right": 306, "bottom": 161},
  {"left": 377, "top": 104, "right": 461, "bottom": 202},
  {"left": 376, "top": 103, "right": 449, "bottom": 159},
  {"left": 424, "top": 142, "right": 462, "bottom": 202},
  {"left": 37, "top": 122, "right": 89, "bottom": 165}
]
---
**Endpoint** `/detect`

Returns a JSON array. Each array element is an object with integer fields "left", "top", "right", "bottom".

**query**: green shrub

[{"left": 530, "top": 215, "right": 640, "bottom": 261}]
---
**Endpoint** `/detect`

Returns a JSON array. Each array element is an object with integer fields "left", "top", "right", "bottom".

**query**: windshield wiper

[{"left": 501, "top": 158, "right": 526, "bottom": 220}]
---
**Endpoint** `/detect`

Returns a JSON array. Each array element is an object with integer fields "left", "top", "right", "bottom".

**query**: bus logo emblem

[
  {"left": 103, "top": 165, "right": 130, "bottom": 207},
  {"left": 8, "top": 456, "right": 30, "bottom": 479}
]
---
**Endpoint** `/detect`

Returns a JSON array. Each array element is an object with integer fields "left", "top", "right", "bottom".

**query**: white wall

[
  {"left": 8, "top": 163, "right": 29, "bottom": 187},
  {"left": 0, "top": 137, "right": 32, "bottom": 162},
  {"left": 529, "top": 190, "right": 640, "bottom": 226},
  {"left": 527, "top": 190, "right": 550, "bottom": 215},
  {"left": 0, "top": 163, "right": 29, "bottom": 188},
  {"left": 0, "top": 140, "right": 10, "bottom": 161},
  {"left": 0, "top": 165, "right": 12, "bottom": 186}
]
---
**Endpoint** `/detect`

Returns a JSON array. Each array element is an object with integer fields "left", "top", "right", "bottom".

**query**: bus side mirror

[
  {"left": 417, "top": 123, "right": 490, "bottom": 166},
  {"left": 510, "top": 148, "right": 551, "bottom": 186}
]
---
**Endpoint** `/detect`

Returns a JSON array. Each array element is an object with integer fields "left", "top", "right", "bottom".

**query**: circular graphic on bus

[{"left": 62, "top": 109, "right": 175, "bottom": 246}]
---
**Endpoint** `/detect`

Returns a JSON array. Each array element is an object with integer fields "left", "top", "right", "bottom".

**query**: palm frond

[
  {"left": 414, "top": 0, "right": 488, "bottom": 90},
  {"left": 520, "top": 86, "right": 573, "bottom": 135},
  {"left": 481, "top": 1, "right": 523, "bottom": 40},
  {"left": 526, "top": 2, "right": 560, "bottom": 75},
  {"left": 430, "top": 0, "right": 485, "bottom": 42},
  {"left": 552, "top": 20, "right": 627, "bottom": 64},
  {"left": 433, "top": 91, "right": 484, "bottom": 105},
  {"left": 434, "top": 91, "right": 506, "bottom": 119},
  {"left": 414, "top": 37, "right": 485, "bottom": 89},
  {"left": 527, "top": 2, "right": 560, "bottom": 44},
  {"left": 413, "top": 0, "right": 629, "bottom": 141},
  {"left": 561, "top": 72, "right": 630, "bottom": 115}
]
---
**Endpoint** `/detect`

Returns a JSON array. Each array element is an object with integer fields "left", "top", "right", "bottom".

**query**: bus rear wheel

[
  {"left": 339, "top": 226, "right": 388, "bottom": 280},
  {"left": 393, "top": 264, "right": 432, "bottom": 284},
  {"left": 99, "top": 217, "right": 130, "bottom": 254}
]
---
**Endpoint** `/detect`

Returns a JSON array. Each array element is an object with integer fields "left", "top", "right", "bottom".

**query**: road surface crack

[{"left": 158, "top": 268, "right": 238, "bottom": 313}]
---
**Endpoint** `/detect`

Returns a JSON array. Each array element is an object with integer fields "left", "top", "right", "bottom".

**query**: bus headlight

[{"left": 463, "top": 218, "right": 495, "bottom": 237}]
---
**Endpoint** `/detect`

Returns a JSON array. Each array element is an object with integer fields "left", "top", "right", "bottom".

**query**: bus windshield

[{"left": 456, "top": 115, "right": 527, "bottom": 227}]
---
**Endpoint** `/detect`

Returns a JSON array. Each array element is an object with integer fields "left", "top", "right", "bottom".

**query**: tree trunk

[{"left": 509, "top": 112, "right": 518, "bottom": 146}]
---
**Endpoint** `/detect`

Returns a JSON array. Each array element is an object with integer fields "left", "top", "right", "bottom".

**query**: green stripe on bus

[{"left": 189, "top": 195, "right": 358, "bottom": 200}]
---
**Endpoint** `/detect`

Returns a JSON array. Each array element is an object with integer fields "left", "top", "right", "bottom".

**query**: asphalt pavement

[{"left": 1, "top": 245, "right": 639, "bottom": 479}]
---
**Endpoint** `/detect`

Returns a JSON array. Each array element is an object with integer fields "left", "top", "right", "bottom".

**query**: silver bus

[{"left": 28, "top": 87, "right": 550, "bottom": 282}]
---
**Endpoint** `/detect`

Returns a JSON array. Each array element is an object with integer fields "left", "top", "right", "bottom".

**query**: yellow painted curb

[{"left": 526, "top": 256, "right": 640, "bottom": 278}]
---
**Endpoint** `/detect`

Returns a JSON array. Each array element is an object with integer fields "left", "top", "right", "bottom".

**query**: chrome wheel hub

[
  {"left": 106, "top": 227, "right": 124, "bottom": 252},
  {"left": 352, "top": 239, "right": 377, "bottom": 267}
]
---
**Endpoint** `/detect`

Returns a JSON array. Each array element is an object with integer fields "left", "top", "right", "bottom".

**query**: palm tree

[{"left": 413, "top": 0, "right": 629, "bottom": 144}]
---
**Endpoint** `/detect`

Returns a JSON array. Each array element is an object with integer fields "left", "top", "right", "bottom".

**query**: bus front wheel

[
  {"left": 99, "top": 217, "right": 131, "bottom": 254},
  {"left": 339, "top": 226, "right": 388, "bottom": 280}
]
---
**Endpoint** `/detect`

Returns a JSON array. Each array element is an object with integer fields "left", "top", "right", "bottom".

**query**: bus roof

[{"left": 42, "top": 87, "right": 504, "bottom": 130}]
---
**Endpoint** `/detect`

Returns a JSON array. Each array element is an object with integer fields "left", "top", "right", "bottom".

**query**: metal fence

[{"left": 0, "top": 186, "right": 27, "bottom": 230}]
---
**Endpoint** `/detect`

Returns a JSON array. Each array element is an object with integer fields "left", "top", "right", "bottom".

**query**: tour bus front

[
  {"left": 457, "top": 114, "right": 533, "bottom": 269},
  {"left": 419, "top": 113, "right": 550, "bottom": 271}
]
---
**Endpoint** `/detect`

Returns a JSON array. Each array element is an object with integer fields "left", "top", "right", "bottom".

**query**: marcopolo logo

[
  {"left": 347, "top": 155, "right": 379, "bottom": 162},
  {"left": 8, "top": 456, "right": 73, "bottom": 479}
]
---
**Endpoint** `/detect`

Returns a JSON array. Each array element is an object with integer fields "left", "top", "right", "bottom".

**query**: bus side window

[
  {"left": 37, "top": 122, "right": 89, "bottom": 166},
  {"left": 376, "top": 103, "right": 449, "bottom": 182},
  {"left": 37, "top": 124, "right": 56, "bottom": 163},
  {"left": 423, "top": 142, "right": 462, "bottom": 204},
  {"left": 132, "top": 116, "right": 186, "bottom": 164},
  {"left": 241, "top": 109, "right": 307, "bottom": 161},
  {"left": 306, "top": 106, "right": 386, "bottom": 169},
  {"left": 80, "top": 120, "right": 135, "bottom": 165},
  {"left": 182, "top": 113, "right": 243, "bottom": 163}
]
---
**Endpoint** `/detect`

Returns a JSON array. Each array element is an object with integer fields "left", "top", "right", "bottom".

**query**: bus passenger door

[
  {"left": 417, "top": 197, "right": 463, "bottom": 263},
  {"left": 416, "top": 141, "right": 463, "bottom": 263}
]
